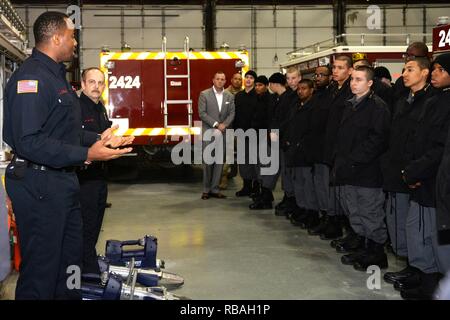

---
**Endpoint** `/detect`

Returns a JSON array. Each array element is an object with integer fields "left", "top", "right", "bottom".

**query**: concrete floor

[{"left": 1, "top": 165, "right": 404, "bottom": 299}]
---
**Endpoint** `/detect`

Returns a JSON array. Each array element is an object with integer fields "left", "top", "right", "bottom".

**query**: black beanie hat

[
  {"left": 269, "top": 72, "right": 286, "bottom": 85},
  {"left": 245, "top": 70, "right": 257, "bottom": 79},
  {"left": 255, "top": 75, "right": 269, "bottom": 85},
  {"left": 374, "top": 66, "right": 392, "bottom": 81},
  {"left": 433, "top": 53, "right": 450, "bottom": 74}
]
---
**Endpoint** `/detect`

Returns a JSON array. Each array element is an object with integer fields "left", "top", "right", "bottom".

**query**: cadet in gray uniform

[
  {"left": 398, "top": 55, "right": 450, "bottom": 300},
  {"left": 333, "top": 66, "right": 391, "bottom": 271}
]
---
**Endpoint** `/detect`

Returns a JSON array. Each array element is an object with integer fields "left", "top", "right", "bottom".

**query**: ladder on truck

[{"left": 162, "top": 36, "right": 192, "bottom": 143}]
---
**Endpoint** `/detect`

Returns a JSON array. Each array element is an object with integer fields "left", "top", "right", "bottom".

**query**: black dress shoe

[{"left": 384, "top": 266, "right": 421, "bottom": 285}]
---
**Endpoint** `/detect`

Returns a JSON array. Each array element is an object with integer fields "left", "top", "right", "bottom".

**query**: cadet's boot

[
  {"left": 275, "top": 194, "right": 289, "bottom": 210},
  {"left": 319, "top": 215, "right": 343, "bottom": 240},
  {"left": 394, "top": 270, "right": 424, "bottom": 291},
  {"left": 274, "top": 196, "right": 295, "bottom": 217},
  {"left": 341, "top": 248, "right": 367, "bottom": 265},
  {"left": 400, "top": 273, "right": 443, "bottom": 300},
  {"left": 308, "top": 211, "right": 329, "bottom": 235},
  {"left": 290, "top": 206, "right": 307, "bottom": 226},
  {"left": 300, "top": 210, "right": 320, "bottom": 230},
  {"left": 330, "top": 228, "right": 356, "bottom": 248},
  {"left": 353, "top": 239, "right": 388, "bottom": 271},
  {"left": 384, "top": 265, "right": 422, "bottom": 285},
  {"left": 249, "top": 187, "right": 273, "bottom": 210},
  {"left": 336, "top": 234, "right": 365, "bottom": 253},
  {"left": 284, "top": 197, "right": 298, "bottom": 219},
  {"left": 236, "top": 179, "right": 252, "bottom": 197}
]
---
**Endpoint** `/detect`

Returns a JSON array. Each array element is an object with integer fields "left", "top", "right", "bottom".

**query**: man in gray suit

[{"left": 199, "top": 71, "right": 235, "bottom": 199}]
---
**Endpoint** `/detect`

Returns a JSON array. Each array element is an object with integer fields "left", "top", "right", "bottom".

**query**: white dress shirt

[
  {"left": 213, "top": 86, "right": 224, "bottom": 112},
  {"left": 212, "top": 86, "right": 224, "bottom": 128}
]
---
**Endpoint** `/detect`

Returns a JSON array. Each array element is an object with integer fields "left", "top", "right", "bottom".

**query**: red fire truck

[{"left": 100, "top": 37, "right": 249, "bottom": 167}]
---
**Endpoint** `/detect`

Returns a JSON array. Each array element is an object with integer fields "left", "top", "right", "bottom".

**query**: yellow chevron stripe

[
  {"left": 114, "top": 127, "right": 201, "bottom": 136},
  {"left": 105, "top": 52, "right": 247, "bottom": 61}
]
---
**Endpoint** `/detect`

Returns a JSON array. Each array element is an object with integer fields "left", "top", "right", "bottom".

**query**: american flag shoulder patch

[{"left": 17, "top": 80, "right": 38, "bottom": 94}]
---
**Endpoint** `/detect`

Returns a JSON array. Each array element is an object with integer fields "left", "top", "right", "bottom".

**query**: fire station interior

[{"left": 1, "top": 0, "right": 450, "bottom": 301}]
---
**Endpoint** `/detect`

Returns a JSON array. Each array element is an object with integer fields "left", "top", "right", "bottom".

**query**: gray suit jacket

[{"left": 198, "top": 87, "right": 235, "bottom": 133}]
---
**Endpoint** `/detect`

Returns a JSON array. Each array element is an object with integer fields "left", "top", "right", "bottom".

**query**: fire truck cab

[{"left": 100, "top": 37, "right": 249, "bottom": 166}]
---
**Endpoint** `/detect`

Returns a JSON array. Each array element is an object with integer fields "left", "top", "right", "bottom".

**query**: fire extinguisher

[{"left": 6, "top": 197, "right": 21, "bottom": 272}]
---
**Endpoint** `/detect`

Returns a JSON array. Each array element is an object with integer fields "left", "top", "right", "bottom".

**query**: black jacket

[
  {"left": 402, "top": 88, "right": 450, "bottom": 207},
  {"left": 284, "top": 98, "right": 314, "bottom": 167},
  {"left": 334, "top": 91, "right": 391, "bottom": 188},
  {"left": 307, "top": 86, "right": 332, "bottom": 164},
  {"left": 381, "top": 84, "right": 436, "bottom": 193},
  {"left": 270, "top": 89, "right": 297, "bottom": 147},
  {"left": 77, "top": 92, "right": 112, "bottom": 180},
  {"left": 233, "top": 88, "right": 258, "bottom": 130},
  {"left": 372, "top": 78, "right": 395, "bottom": 114},
  {"left": 323, "top": 78, "right": 353, "bottom": 167},
  {"left": 251, "top": 91, "right": 273, "bottom": 130},
  {"left": 436, "top": 88, "right": 450, "bottom": 244}
]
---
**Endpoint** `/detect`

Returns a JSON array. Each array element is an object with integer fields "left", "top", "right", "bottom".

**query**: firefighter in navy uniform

[
  {"left": 3, "top": 12, "right": 133, "bottom": 300},
  {"left": 77, "top": 67, "right": 113, "bottom": 274}
]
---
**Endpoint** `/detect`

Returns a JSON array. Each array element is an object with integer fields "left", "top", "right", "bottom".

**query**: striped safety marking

[
  {"left": 114, "top": 127, "right": 201, "bottom": 136},
  {"left": 102, "top": 51, "right": 246, "bottom": 61}
]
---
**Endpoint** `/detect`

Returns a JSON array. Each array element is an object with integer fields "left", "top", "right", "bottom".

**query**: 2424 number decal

[{"left": 109, "top": 76, "right": 141, "bottom": 89}]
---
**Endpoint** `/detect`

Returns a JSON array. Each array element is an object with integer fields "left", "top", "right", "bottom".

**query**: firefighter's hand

[
  {"left": 270, "top": 132, "right": 278, "bottom": 142},
  {"left": 100, "top": 124, "right": 119, "bottom": 141},
  {"left": 104, "top": 135, "right": 135, "bottom": 149},
  {"left": 217, "top": 123, "right": 226, "bottom": 132},
  {"left": 87, "top": 139, "right": 133, "bottom": 162}
]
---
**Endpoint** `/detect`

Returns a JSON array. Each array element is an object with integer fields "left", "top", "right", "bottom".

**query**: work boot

[
  {"left": 319, "top": 215, "right": 343, "bottom": 240},
  {"left": 353, "top": 239, "right": 388, "bottom": 271},
  {"left": 400, "top": 273, "right": 443, "bottom": 300},
  {"left": 308, "top": 211, "right": 329, "bottom": 235},
  {"left": 336, "top": 234, "right": 365, "bottom": 253},
  {"left": 250, "top": 181, "right": 261, "bottom": 199},
  {"left": 290, "top": 206, "right": 307, "bottom": 226},
  {"left": 236, "top": 179, "right": 252, "bottom": 197},
  {"left": 249, "top": 187, "right": 273, "bottom": 210},
  {"left": 300, "top": 210, "right": 320, "bottom": 230},
  {"left": 384, "top": 265, "right": 422, "bottom": 285}
]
